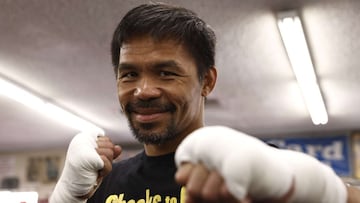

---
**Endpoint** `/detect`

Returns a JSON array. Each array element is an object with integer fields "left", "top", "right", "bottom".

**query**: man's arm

[
  {"left": 175, "top": 126, "right": 348, "bottom": 203},
  {"left": 50, "top": 133, "right": 121, "bottom": 203},
  {"left": 176, "top": 163, "right": 360, "bottom": 203},
  {"left": 176, "top": 163, "right": 294, "bottom": 203},
  {"left": 347, "top": 185, "right": 360, "bottom": 203}
]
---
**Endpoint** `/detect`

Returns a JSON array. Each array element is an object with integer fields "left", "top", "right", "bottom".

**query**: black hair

[{"left": 111, "top": 3, "right": 216, "bottom": 82}]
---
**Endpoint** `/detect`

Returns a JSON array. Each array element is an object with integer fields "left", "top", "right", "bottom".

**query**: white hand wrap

[
  {"left": 175, "top": 126, "right": 347, "bottom": 203},
  {"left": 50, "top": 132, "right": 104, "bottom": 203}
]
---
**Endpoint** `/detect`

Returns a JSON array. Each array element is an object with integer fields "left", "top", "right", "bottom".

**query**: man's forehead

[
  {"left": 120, "top": 43, "right": 177, "bottom": 52},
  {"left": 122, "top": 35, "right": 182, "bottom": 47},
  {"left": 120, "top": 39, "right": 184, "bottom": 55}
]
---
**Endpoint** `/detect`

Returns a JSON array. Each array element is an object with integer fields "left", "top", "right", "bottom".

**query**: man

[{"left": 50, "top": 3, "right": 360, "bottom": 203}]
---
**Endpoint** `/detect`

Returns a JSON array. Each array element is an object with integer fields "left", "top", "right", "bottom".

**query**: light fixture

[
  {"left": 0, "top": 77, "right": 105, "bottom": 134},
  {"left": 277, "top": 11, "right": 328, "bottom": 125},
  {"left": 0, "top": 191, "right": 38, "bottom": 203}
]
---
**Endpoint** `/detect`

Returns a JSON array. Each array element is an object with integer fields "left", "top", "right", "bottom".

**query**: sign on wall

[
  {"left": 352, "top": 133, "right": 360, "bottom": 179},
  {"left": 265, "top": 135, "right": 351, "bottom": 176}
]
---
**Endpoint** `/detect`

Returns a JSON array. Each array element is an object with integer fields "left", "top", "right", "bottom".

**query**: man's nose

[{"left": 134, "top": 78, "right": 161, "bottom": 100}]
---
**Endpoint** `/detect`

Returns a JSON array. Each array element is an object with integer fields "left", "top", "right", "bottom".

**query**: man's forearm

[{"left": 347, "top": 185, "right": 360, "bottom": 203}]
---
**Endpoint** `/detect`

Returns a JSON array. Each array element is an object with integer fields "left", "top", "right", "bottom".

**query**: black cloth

[{"left": 87, "top": 151, "right": 185, "bottom": 203}]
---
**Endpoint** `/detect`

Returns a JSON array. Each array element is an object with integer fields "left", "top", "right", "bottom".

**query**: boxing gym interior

[{"left": 1, "top": 0, "right": 360, "bottom": 202}]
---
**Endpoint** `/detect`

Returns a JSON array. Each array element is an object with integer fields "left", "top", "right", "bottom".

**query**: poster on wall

[
  {"left": 0, "top": 155, "right": 18, "bottom": 189},
  {"left": 26, "top": 156, "right": 60, "bottom": 183},
  {"left": 265, "top": 135, "right": 351, "bottom": 177},
  {"left": 0, "top": 156, "right": 16, "bottom": 178},
  {"left": 352, "top": 133, "right": 360, "bottom": 179}
]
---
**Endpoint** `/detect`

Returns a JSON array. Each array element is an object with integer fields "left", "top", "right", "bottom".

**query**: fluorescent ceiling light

[
  {"left": 0, "top": 191, "right": 38, "bottom": 203},
  {"left": 0, "top": 77, "right": 105, "bottom": 134},
  {"left": 277, "top": 11, "right": 328, "bottom": 125}
]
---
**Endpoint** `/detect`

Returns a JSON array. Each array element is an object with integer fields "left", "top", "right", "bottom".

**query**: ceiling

[{"left": 1, "top": 0, "right": 360, "bottom": 152}]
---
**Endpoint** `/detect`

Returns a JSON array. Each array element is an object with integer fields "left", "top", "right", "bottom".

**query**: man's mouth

[
  {"left": 125, "top": 100, "right": 176, "bottom": 123},
  {"left": 132, "top": 108, "right": 169, "bottom": 123}
]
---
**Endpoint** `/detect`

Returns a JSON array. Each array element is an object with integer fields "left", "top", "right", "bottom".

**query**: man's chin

[
  {"left": 131, "top": 127, "right": 177, "bottom": 145},
  {"left": 134, "top": 134, "right": 168, "bottom": 145},
  {"left": 128, "top": 118, "right": 177, "bottom": 144}
]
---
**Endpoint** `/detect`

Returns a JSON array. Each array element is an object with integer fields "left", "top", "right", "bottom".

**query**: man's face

[{"left": 117, "top": 36, "right": 205, "bottom": 145}]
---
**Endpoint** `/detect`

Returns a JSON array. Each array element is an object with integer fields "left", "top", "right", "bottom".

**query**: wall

[
  {"left": 0, "top": 146, "right": 142, "bottom": 202},
  {"left": 0, "top": 149, "right": 66, "bottom": 201}
]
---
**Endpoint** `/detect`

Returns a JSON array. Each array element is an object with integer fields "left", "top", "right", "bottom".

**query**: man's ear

[{"left": 201, "top": 67, "right": 217, "bottom": 97}]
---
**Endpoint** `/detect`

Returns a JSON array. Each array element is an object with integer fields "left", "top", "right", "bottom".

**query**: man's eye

[
  {"left": 120, "top": 72, "right": 138, "bottom": 79},
  {"left": 159, "top": 71, "right": 176, "bottom": 77}
]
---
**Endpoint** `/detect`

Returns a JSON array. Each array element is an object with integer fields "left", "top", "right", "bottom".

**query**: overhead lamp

[
  {"left": 0, "top": 77, "right": 105, "bottom": 134},
  {"left": 0, "top": 191, "right": 38, "bottom": 203},
  {"left": 277, "top": 11, "right": 328, "bottom": 125}
]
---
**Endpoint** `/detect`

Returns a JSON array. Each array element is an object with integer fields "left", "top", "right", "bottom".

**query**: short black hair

[{"left": 111, "top": 3, "right": 216, "bottom": 82}]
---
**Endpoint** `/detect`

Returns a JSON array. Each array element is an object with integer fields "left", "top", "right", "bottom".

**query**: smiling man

[
  {"left": 51, "top": 3, "right": 219, "bottom": 202},
  {"left": 117, "top": 36, "right": 210, "bottom": 155},
  {"left": 50, "top": 3, "right": 360, "bottom": 203}
]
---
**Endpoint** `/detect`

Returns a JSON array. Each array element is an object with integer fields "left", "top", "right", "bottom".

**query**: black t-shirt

[{"left": 87, "top": 151, "right": 185, "bottom": 203}]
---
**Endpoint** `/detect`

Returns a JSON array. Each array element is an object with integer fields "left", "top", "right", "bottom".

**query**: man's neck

[
  {"left": 144, "top": 120, "right": 205, "bottom": 156},
  {"left": 144, "top": 133, "right": 187, "bottom": 156}
]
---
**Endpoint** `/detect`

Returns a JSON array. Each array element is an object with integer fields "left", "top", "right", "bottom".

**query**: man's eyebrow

[
  {"left": 118, "top": 63, "right": 137, "bottom": 71},
  {"left": 152, "top": 60, "right": 183, "bottom": 71}
]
